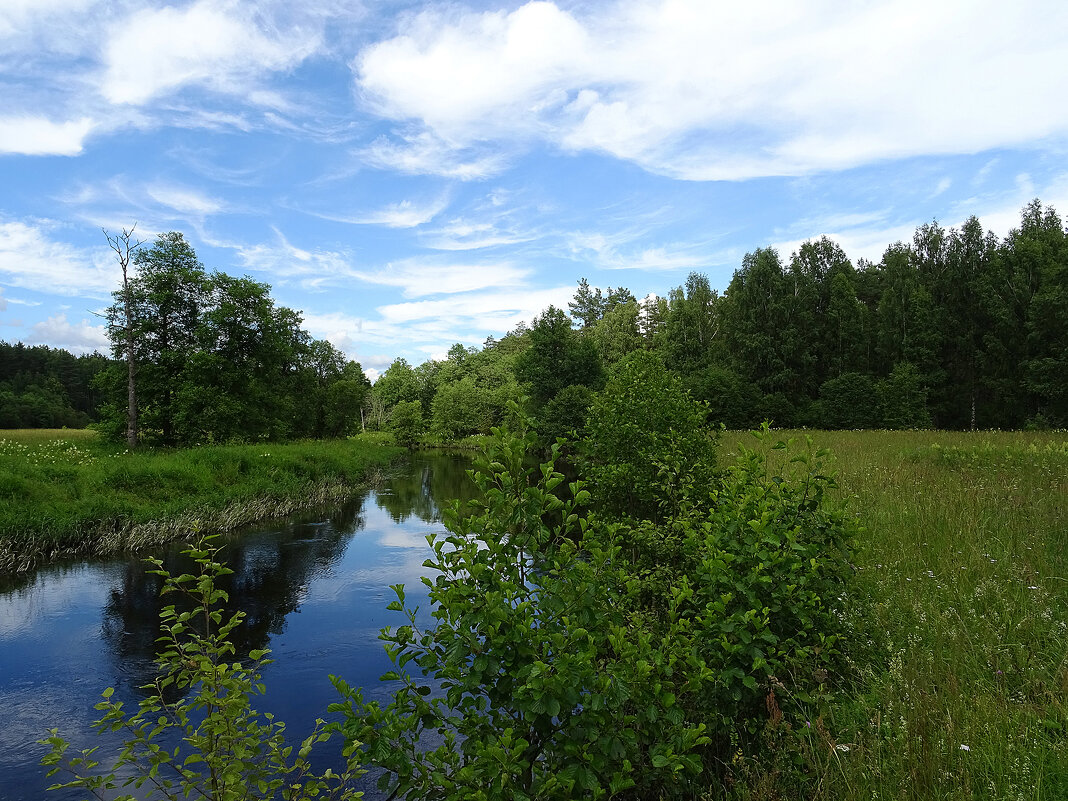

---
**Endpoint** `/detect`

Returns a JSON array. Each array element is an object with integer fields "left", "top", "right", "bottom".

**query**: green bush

[
  {"left": 334, "top": 415, "right": 858, "bottom": 799},
  {"left": 583, "top": 351, "right": 713, "bottom": 521}
]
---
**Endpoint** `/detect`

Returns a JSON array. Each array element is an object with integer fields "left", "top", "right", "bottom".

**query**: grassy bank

[
  {"left": 719, "top": 429, "right": 1068, "bottom": 800},
  {"left": 0, "top": 430, "right": 404, "bottom": 573}
]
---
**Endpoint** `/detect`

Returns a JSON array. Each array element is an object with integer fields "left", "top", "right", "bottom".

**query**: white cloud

[
  {"left": 376, "top": 286, "right": 571, "bottom": 326},
  {"left": 102, "top": 0, "right": 321, "bottom": 105},
  {"left": 0, "top": 116, "right": 95, "bottom": 156},
  {"left": 236, "top": 231, "right": 356, "bottom": 288},
  {"left": 565, "top": 228, "right": 709, "bottom": 271},
  {"left": 421, "top": 217, "right": 537, "bottom": 251},
  {"left": 0, "top": 0, "right": 96, "bottom": 40},
  {"left": 310, "top": 196, "right": 450, "bottom": 228},
  {"left": 29, "top": 313, "right": 110, "bottom": 354},
  {"left": 146, "top": 184, "right": 225, "bottom": 217},
  {"left": 355, "top": 0, "right": 1068, "bottom": 180},
  {"left": 356, "top": 261, "right": 531, "bottom": 297},
  {"left": 361, "top": 131, "right": 508, "bottom": 180},
  {"left": 0, "top": 220, "right": 116, "bottom": 296}
]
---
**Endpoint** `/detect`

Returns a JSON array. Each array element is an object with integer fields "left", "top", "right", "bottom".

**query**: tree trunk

[{"left": 105, "top": 227, "right": 144, "bottom": 448}]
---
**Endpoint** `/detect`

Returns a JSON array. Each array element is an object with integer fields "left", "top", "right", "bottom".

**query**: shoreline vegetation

[
  {"left": 8, "top": 425, "right": 1067, "bottom": 796},
  {"left": 0, "top": 429, "right": 405, "bottom": 575}
]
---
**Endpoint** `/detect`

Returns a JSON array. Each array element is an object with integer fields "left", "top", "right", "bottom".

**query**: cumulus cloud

[
  {"left": 355, "top": 0, "right": 1068, "bottom": 180},
  {"left": 29, "top": 313, "right": 110, "bottom": 354},
  {"left": 0, "top": 116, "right": 96, "bottom": 156},
  {"left": 101, "top": 0, "right": 321, "bottom": 105}
]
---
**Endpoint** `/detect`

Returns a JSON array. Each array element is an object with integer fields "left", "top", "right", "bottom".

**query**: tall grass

[
  {"left": 0, "top": 431, "right": 404, "bottom": 573},
  {"left": 721, "top": 429, "right": 1068, "bottom": 800}
]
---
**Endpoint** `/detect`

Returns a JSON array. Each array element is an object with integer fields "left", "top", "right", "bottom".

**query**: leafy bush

[
  {"left": 583, "top": 351, "right": 714, "bottom": 521},
  {"left": 335, "top": 414, "right": 858, "bottom": 799},
  {"left": 816, "top": 372, "right": 878, "bottom": 429}
]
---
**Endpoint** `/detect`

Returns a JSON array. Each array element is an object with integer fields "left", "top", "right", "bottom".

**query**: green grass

[
  {"left": 0, "top": 431, "right": 404, "bottom": 573},
  {"left": 719, "top": 429, "right": 1068, "bottom": 800}
]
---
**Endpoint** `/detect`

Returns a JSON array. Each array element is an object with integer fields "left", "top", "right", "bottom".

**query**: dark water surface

[{"left": 0, "top": 452, "right": 475, "bottom": 801}]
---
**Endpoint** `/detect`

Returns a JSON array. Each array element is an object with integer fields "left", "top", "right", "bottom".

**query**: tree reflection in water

[{"left": 100, "top": 451, "right": 476, "bottom": 698}]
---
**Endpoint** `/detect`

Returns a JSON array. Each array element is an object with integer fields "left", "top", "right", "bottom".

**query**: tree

[
  {"left": 568, "top": 277, "right": 604, "bottom": 328},
  {"left": 583, "top": 350, "right": 711, "bottom": 521},
  {"left": 103, "top": 226, "right": 145, "bottom": 448},
  {"left": 390, "top": 399, "right": 424, "bottom": 448},
  {"left": 514, "top": 306, "right": 602, "bottom": 409},
  {"left": 129, "top": 231, "right": 209, "bottom": 444},
  {"left": 589, "top": 300, "right": 643, "bottom": 366}
]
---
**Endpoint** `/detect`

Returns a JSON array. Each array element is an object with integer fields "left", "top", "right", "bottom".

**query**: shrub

[{"left": 335, "top": 415, "right": 858, "bottom": 799}]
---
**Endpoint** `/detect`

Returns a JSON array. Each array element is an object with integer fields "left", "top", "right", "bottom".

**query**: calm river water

[{"left": 0, "top": 451, "right": 475, "bottom": 801}]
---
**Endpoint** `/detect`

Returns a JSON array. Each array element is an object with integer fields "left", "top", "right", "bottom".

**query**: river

[{"left": 0, "top": 451, "right": 476, "bottom": 801}]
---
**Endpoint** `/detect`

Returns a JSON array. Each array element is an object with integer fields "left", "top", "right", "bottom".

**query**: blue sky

[{"left": 2, "top": 0, "right": 1067, "bottom": 378}]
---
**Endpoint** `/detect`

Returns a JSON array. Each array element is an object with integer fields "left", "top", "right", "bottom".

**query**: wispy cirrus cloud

[
  {"left": 307, "top": 195, "right": 450, "bottom": 228},
  {"left": 361, "top": 130, "right": 508, "bottom": 180},
  {"left": 0, "top": 218, "right": 115, "bottom": 297}
]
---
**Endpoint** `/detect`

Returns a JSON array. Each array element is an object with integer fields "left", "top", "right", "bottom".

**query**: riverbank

[{"left": 0, "top": 430, "right": 405, "bottom": 574}]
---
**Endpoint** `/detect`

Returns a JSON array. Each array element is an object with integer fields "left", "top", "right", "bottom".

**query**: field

[
  {"left": 0, "top": 429, "right": 404, "bottom": 574},
  {"left": 719, "top": 429, "right": 1068, "bottom": 800}
]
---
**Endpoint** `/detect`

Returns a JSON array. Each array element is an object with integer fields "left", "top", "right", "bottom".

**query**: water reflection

[
  {"left": 100, "top": 498, "right": 367, "bottom": 697},
  {"left": 0, "top": 450, "right": 474, "bottom": 801},
  {"left": 375, "top": 451, "right": 478, "bottom": 524}
]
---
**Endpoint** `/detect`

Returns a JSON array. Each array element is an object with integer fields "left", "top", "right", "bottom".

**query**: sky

[{"left": 2, "top": 0, "right": 1067, "bottom": 379}]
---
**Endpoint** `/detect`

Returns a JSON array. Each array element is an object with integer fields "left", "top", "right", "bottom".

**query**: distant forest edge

[{"left": 4, "top": 198, "right": 1066, "bottom": 438}]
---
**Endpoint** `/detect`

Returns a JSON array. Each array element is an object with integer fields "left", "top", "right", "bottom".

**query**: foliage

[
  {"left": 97, "top": 233, "right": 366, "bottom": 445},
  {"left": 390, "top": 399, "right": 425, "bottom": 448},
  {"left": 815, "top": 372, "right": 879, "bottom": 429},
  {"left": 41, "top": 538, "right": 365, "bottom": 800},
  {"left": 536, "top": 383, "right": 593, "bottom": 446},
  {"left": 514, "top": 305, "right": 603, "bottom": 408},
  {"left": 333, "top": 414, "right": 858, "bottom": 800},
  {"left": 876, "top": 361, "right": 931, "bottom": 429},
  {"left": 0, "top": 341, "right": 108, "bottom": 428},
  {"left": 583, "top": 351, "right": 713, "bottom": 520}
]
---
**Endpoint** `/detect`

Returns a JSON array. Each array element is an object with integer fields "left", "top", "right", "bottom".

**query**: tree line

[
  {"left": 94, "top": 231, "right": 370, "bottom": 445},
  {"left": 3, "top": 199, "right": 1064, "bottom": 438},
  {"left": 374, "top": 199, "right": 1067, "bottom": 441},
  {"left": 0, "top": 342, "right": 108, "bottom": 428}
]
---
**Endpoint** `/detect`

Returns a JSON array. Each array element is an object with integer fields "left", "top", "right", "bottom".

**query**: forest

[{"left": 7, "top": 198, "right": 1063, "bottom": 441}]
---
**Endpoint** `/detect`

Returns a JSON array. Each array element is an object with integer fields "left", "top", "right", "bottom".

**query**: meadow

[
  {"left": 719, "top": 429, "right": 1068, "bottom": 800},
  {"left": 0, "top": 429, "right": 403, "bottom": 574}
]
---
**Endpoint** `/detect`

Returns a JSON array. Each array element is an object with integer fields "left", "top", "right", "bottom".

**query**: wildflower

[
  {"left": 834, "top": 744, "right": 850, "bottom": 753},
  {"left": 959, "top": 744, "right": 970, "bottom": 752}
]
